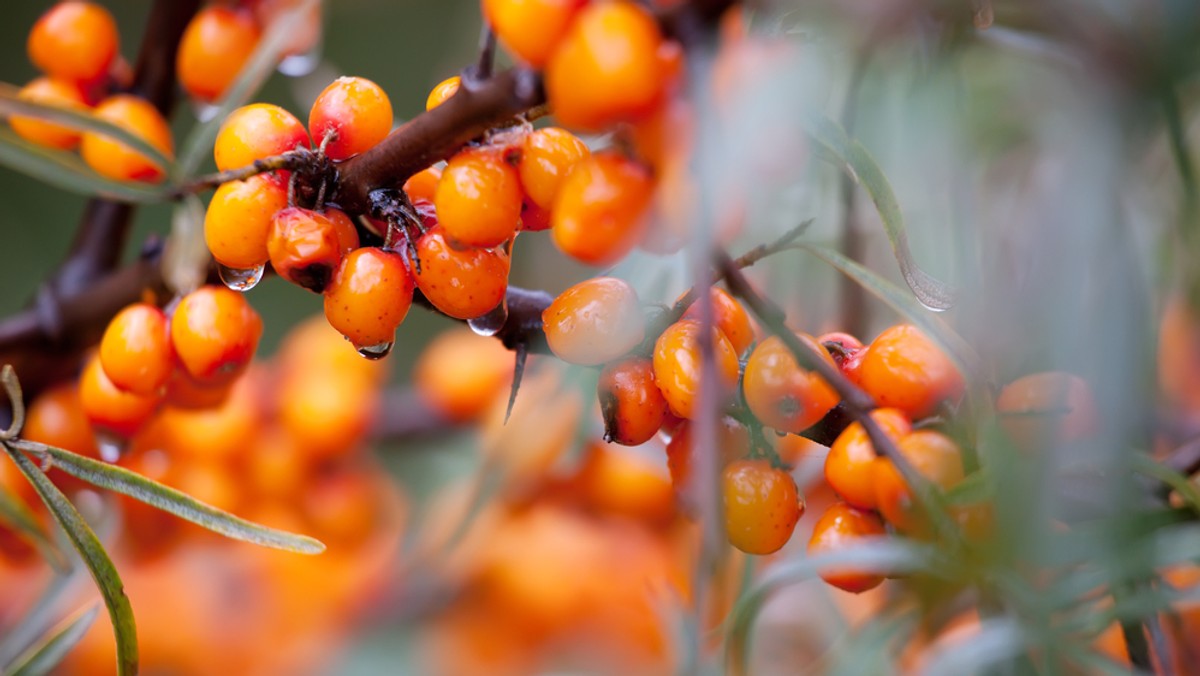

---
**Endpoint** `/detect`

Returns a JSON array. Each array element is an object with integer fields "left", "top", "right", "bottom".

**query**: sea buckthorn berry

[
  {"left": 213, "top": 103, "right": 310, "bottom": 174},
  {"left": 824, "top": 408, "right": 911, "bottom": 510},
  {"left": 415, "top": 328, "right": 516, "bottom": 422},
  {"left": 995, "top": 371, "right": 1099, "bottom": 451},
  {"left": 279, "top": 364, "right": 380, "bottom": 460},
  {"left": 598, "top": 358, "right": 668, "bottom": 446},
  {"left": 268, "top": 207, "right": 360, "bottom": 293},
  {"left": 482, "top": 0, "right": 587, "bottom": 67},
  {"left": 404, "top": 165, "right": 443, "bottom": 203},
  {"left": 99, "top": 303, "right": 173, "bottom": 396},
  {"left": 9, "top": 77, "right": 89, "bottom": 150},
  {"left": 425, "top": 76, "right": 460, "bottom": 110},
  {"left": 577, "top": 442, "right": 675, "bottom": 524},
  {"left": 807, "top": 501, "right": 888, "bottom": 594},
  {"left": 666, "top": 416, "right": 750, "bottom": 503},
  {"left": 723, "top": 459, "right": 803, "bottom": 555},
  {"left": 872, "top": 430, "right": 964, "bottom": 534},
  {"left": 24, "top": 383, "right": 100, "bottom": 493},
  {"left": 857, "top": 324, "right": 964, "bottom": 419},
  {"left": 204, "top": 174, "right": 289, "bottom": 270},
  {"left": 545, "top": 2, "right": 666, "bottom": 130},
  {"left": 551, "top": 152, "right": 653, "bottom": 266},
  {"left": 818, "top": 331, "right": 864, "bottom": 368},
  {"left": 79, "top": 354, "right": 161, "bottom": 438},
  {"left": 80, "top": 95, "right": 174, "bottom": 183},
  {"left": 542, "top": 277, "right": 645, "bottom": 366},
  {"left": 652, "top": 319, "right": 740, "bottom": 419},
  {"left": 163, "top": 369, "right": 233, "bottom": 410},
  {"left": 28, "top": 2, "right": 119, "bottom": 84},
  {"left": 323, "top": 247, "right": 415, "bottom": 351},
  {"left": 518, "top": 127, "right": 590, "bottom": 210},
  {"left": 743, "top": 334, "right": 839, "bottom": 434},
  {"left": 308, "top": 76, "right": 393, "bottom": 161},
  {"left": 413, "top": 225, "right": 511, "bottom": 319},
  {"left": 682, "top": 288, "right": 756, "bottom": 356},
  {"left": 170, "top": 286, "right": 263, "bottom": 386},
  {"left": 435, "top": 147, "right": 523, "bottom": 248},
  {"left": 176, "top": 7, "right": 261, "bottom": 102},
  {"left": 160, "top": 370, "right": 262, "bottom": 461},
  {"left": 519, "top": 200, "right": 552, "bottom": 232}
]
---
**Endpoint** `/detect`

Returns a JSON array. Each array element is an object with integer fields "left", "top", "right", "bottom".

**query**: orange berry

[
  {"left": 542, "top": 277, "right": 645, "bottom": 366},
  {"left": 518, "top": 127, "right": 590, "bottom": 210},
  {"left": 576, "top": 442, "right": 675, "bottom": 524},
  {"left": 308, "top": 76, "right": 393, "bottom": 160},
  {"left": 723, "top": 459, "right": 803, "bottom": 555},
  {"left": 414, "top": 327, "right": 516, "bottom": 422},
  {"left": 79, "top": 354, "right": 161, "bottom": 438},
  {"left": 323, "top": 247, "right": 415, "bottom": 351},
  {"left": 27, "top": 2, "right": 119, "bottom": 84},
  {"left": 213, "top": 103, "right": 310, "bottom": 174},
  {"left": 666, "top": 416, "right": 750, "bottom": 508},
  {"left": 743, "top": 334, "right": 839, "bottom": 434},
  {"left": 598, "top": 358, "right": 668, "bottom": 446},
  {"left": 652, "top": 319, "right": 740, "bottom": 419},
  {"left": 159, "top": 371, "right": 262, "bottom": 461},
  {"left": 435, "top": 147, "right": 523, "bottom": 248},
  {"left": 80, "top": 95, "right": 174, "bottom": 183},
  {"left": 857, "top": 324, "right": 964, "bottom": 419},
  {"left": 873, "top": 430, "right": 964, "bottom": 534},
  {"left": 404, "top": 165, "right": 443, "bottom": 203},
  {"left": 170, "top": 286, "right": 263, "bottom": 386},
  {"left": 9, "top": 77, "right": 89, "bottom": 150},
  {"left": 551, "top": 152, "right": 653, "bottom": 265},
  {"left": 413, "top": 225, "right": 511, "bottom": 319},
  {"left": 24, "top": 383, "right": 100, "bottom": 492},
  {"left": 204, "top": 174, "right": 289, "bottom": 270},
  {"left": 276, "top": 314, "right": 390, "bottom": 386},
  {"left": 98, "top": 303, "right": 173, "bottom": 396},
  {"left": 545, "top": 2, "right": 666, "bottom": 130},
  {"left": 995, "top": 371, "right": 1099, "bottom": 451},
  {"left": 425, "top": 75, "right": 460, "bottom": 110},
  {"left": 163, "top": 369, "right": 233, "bottom": 410},
  {"left": 268, "top": 207, "right": 360, "bottom": 293},
  {"left": 824, "top": 408, "right": 911, "bottom": 510},
  {"left": 278, "top": 367, "right": 379, "bottom": 460},
  {"left": 482, "top": 0, "right": 587, "bottom": 67},
  {"left": 681, "top": 288, "right": 755, "bottom": 356},
  {"left": 176, "top": 7, "right": 261, "bottom": 102},
  {"left": 807, "top": 501, "right": 888, "bottom": 594},
  {"left": 302, "top": 467, "right": 381, "bottom": 546}
]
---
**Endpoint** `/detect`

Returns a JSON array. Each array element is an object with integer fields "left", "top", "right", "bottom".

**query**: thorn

[{"left": 504, "top": 342, "right": 528, "bottom": 424}]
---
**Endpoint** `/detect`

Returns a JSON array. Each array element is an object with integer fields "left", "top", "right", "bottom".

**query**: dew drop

[
  {"left": 218, "top": 263, "right": 265, "bottom": 292},
  {"left": 278, "top": 44, "right": 322, "bottom": 77},
  {"left": 190, "top": 99, "right": 221, "bottom": 123},
  {"left": 94, "top": 431, "right": 127, "bottom": 463},
  {"left": 356, "top": 341, "right": 394, "bottom": 360},
  {"left": 468, "top": 300, "right": 508, "bottom": 337}
]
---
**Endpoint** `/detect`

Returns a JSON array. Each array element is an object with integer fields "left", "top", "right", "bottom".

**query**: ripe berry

[
  {"left": 723, "top": 459, "right": 803, "bottom": 555},
  {"left": 435, "top": 147, "right": 523, "bottom": 248},
  {"left": 9, "top": 77, "right": 89, "bottom": 150},
  {"left": 267, "top": 207, "right": 360, "bottom": 293},
  {"left": 743, "top": 334, "right": 839, "bottom": 434},
  {"left": 518, "top": 127, "right": 590, "bottom": 210},
  {"left": 551, "top": 152, "right": 653, "bottom": 266},
  {"left": 323, "top": 247, "right": 415, "bottom": 351},
  {"left": 170, "top": 286, "right": 263, "bottom": 386},
  {"left": 24, "top": 383, "right": 100, "bottom": 492},
  {"left": 413, "top": 225, "right": 511, "bottom": 319},
  {"left": 824, "top": 408, "right": 911, "bottom": 510},
  {"left": 545, "top": 2, "right": 666, "bottom": 130},
  {"left": 308, "top": 76, "right": 393, "bottom": 161},
  {"left": 666, "top": 416, "right": 750, "bottom": 507},
  {"left": 995, "top": 371, "right": 1099, "bottom": 451},
  {"left": 415, "top": 328, "right": 516, "bottom": 422},
  {"left": 164, "top": 369, "right": 233, "bottom": 410},
  {"left": 28, "top": 2, "right": 119, "bottom": 85},
  {"left": 807, "top": 501, "right": 888, "bottom": 594},
  {"left": 681, "top": 288, "right": 756, "bottom": 356},
  {"left": 520, "top": 200, "right": 552, "bottom": 232},
  {"left": 160, "top": 370, "right": 262, "bottom": 461},
  {"left": 79, "top": 354, "right": 161, "bottom": 438},
  {"left": 176, "top": 6, "right": 261, "bottom": 102},
  {"left": 576, "top": 442, "right": 675, "bottom": 524},
  {"left": 404, "top": 165, "right": 443, "bottom": 204},
  {"left": 425, "top": 75, "right": 460, "bottom": 110},
  {"left": 597, "top": 358, "right": 668, "bottom": 446},
  {"left": 857, "top": 324, "right": 964, "bottom": 419},
  {"left": 652, "top": 319, "right": 740, "bottom": 419},
  {"left": 873, "top": 430, "right": 964, "bottom": 534},
  {"left": 482, "top": 0, "right": 587, "bottom": 67},
  {"left": 204, "top": 174, "right": 289, "bottom": 270},
  {"left": 542, "top": 277, "right": 645, "bottom": 366},
  {"left": 99, "top": 303, "right": 173, "bottom": 396},
  {"left": 80, "top": 95, "right": 174, "bottom": 183},
  {"left": 213, "top": 103, "right": 310, "bottom": 175}
]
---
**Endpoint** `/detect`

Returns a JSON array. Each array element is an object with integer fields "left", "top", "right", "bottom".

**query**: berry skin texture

[
  {"left": 403, "top": 165, "right": 443, "bottom": 204},
  {"left": 99, "top": 303, "right": 173, "bottom": 396},
  {"left": 743, "top": 334, "right": 840, "bottom": 434},
  {"left": 682, "top": 288, "right": 756, "bottom": 356},
  {"left": 308, "top": 76, "right": 393, "bottom": 161},
  {"left": 80, "top": 95, "right": 174, "bottom": 183},
  {"left": 425, "top": 76, "right": 460, "bottom": 110},
  {"left": 824, "top": 408, "right": 911, "bottom": 510},
  {"left": 597, "top": 358, "right": 668, "bottom": 446},
  {"left": 435, "top": 148, "right": 523, "bottom": 248},
  {"left": 857, "top": 324, "right": 965, "bottom": 419},
  {"left": 323, "top": 247, "right": 415, "bottom": 349},
  {"left": 482, "top": 0, "right": 587, "bottom": 68},
  {"left": 807, "top": 501, "right": 889, "bottom": 594},
  {"left": 542, "top": 277, "right": 645, "bottom": 366},
  {"left": 79, "top": 354, "right": 161, "bottom": 438},
  {"left": 267, "top": 207, "right": 360, "bottom": 293},
  {"left": 545, "top": 2, "right": 666, "bottom": 130},
  {"left": 552, "top": 152, "right": 654, "bottom": 266},
  {"left": 170, "top": 286, "right": 263, "bottom": 386},
  {"left": 415, "top": 328, "right": 516, "bottom": 422},
  {"left": 995, "top": 371, "right": 1099, "bottom": 451},
  {"left": 723, "top": 459, "right": 803, "bottom": 555},
  {"left": 204, "top": 174, "right": 289, "bottom": 270},
  {"left": 667, "top": 416, "right": 750, "bottom": 509},
  {"left": 518, "top": 127, "right": 590, "bottom": 210},
  {"left": 873, "top": 430, "right": 964, "bottom": 534},
  {"left": 413, "top": 225, "right": 511, "bottom": 319},
  {"left": 214, "top": 103, "right": 310, "bottom": 174},
  {"left": 176, "top": 7, "right": 261, "bottom": 102},
  {"left": 653, "top": 319, "right": 740, "bottom": 419},
  {"left": 10, "top": 77, "right": 89, "bottom": 150},
  {"left": 28, "top": 2, "right": 119, "bottom": 85}
]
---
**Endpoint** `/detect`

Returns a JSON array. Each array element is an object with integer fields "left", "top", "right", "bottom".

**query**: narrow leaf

[
  {"left": 0, "top": 485, "right": 68, "bottom": 573},
  {"left": 4, "top": 605, "right": 99, "bottom": 676},
  {"left": 921, "top": 618, "right": 1028, "bottom": 676},
  {"left": 944, "top": 470, "right": 993, "bottom": 506},
  {"left": 0, "top": 127, "right": 171, "bottom": 203},
  {"left": 1132, "top": 452, "right": 1200, "bottom": 515}
]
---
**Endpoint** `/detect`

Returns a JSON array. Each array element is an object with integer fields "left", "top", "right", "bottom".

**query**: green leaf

[
  {"left": 944, "top": 471, "right": 993, "bottom": 506},
  {"left": 921, "top": 618, "right": 1029, "bottom": 676},
  {"left": 19, "top": 441, "right": 324, "bottom": 554},
  {"left": 0, "top": 484, "right": 68, "bottom": 573},
  {"left": 1132, "top": 452, "right": 1200, "bottom": 516},
  {"left": 2, "top": 444, "right": 137, "bottom": 676},
  {"left": 804, "top": 113, "right": 957, "bottom": 311},
  {"left": 4, "top": 605, "right": 99, "bottom": 676},
  {"left": 0, "top": 127, "right": 172, "bottom": 203}
]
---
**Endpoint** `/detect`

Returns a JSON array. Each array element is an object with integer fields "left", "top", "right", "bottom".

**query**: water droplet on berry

[
  {"left": 278, "top": 40, "right": 322, "bottom": 77},
  {"left": 218, "top": 263, "right": 265, "bottom": 292},
  {"left": 468, "top": 300, "right": 508, "bottom": 337},
  {"left": 191, "top": 99, "right": 221, "bottom": 123},
  {"left": 356, "top": 341, "right": 394, "bottom": 360},
  {"left": 94, "top": 431, "right": 127, "bottom": 463}
]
